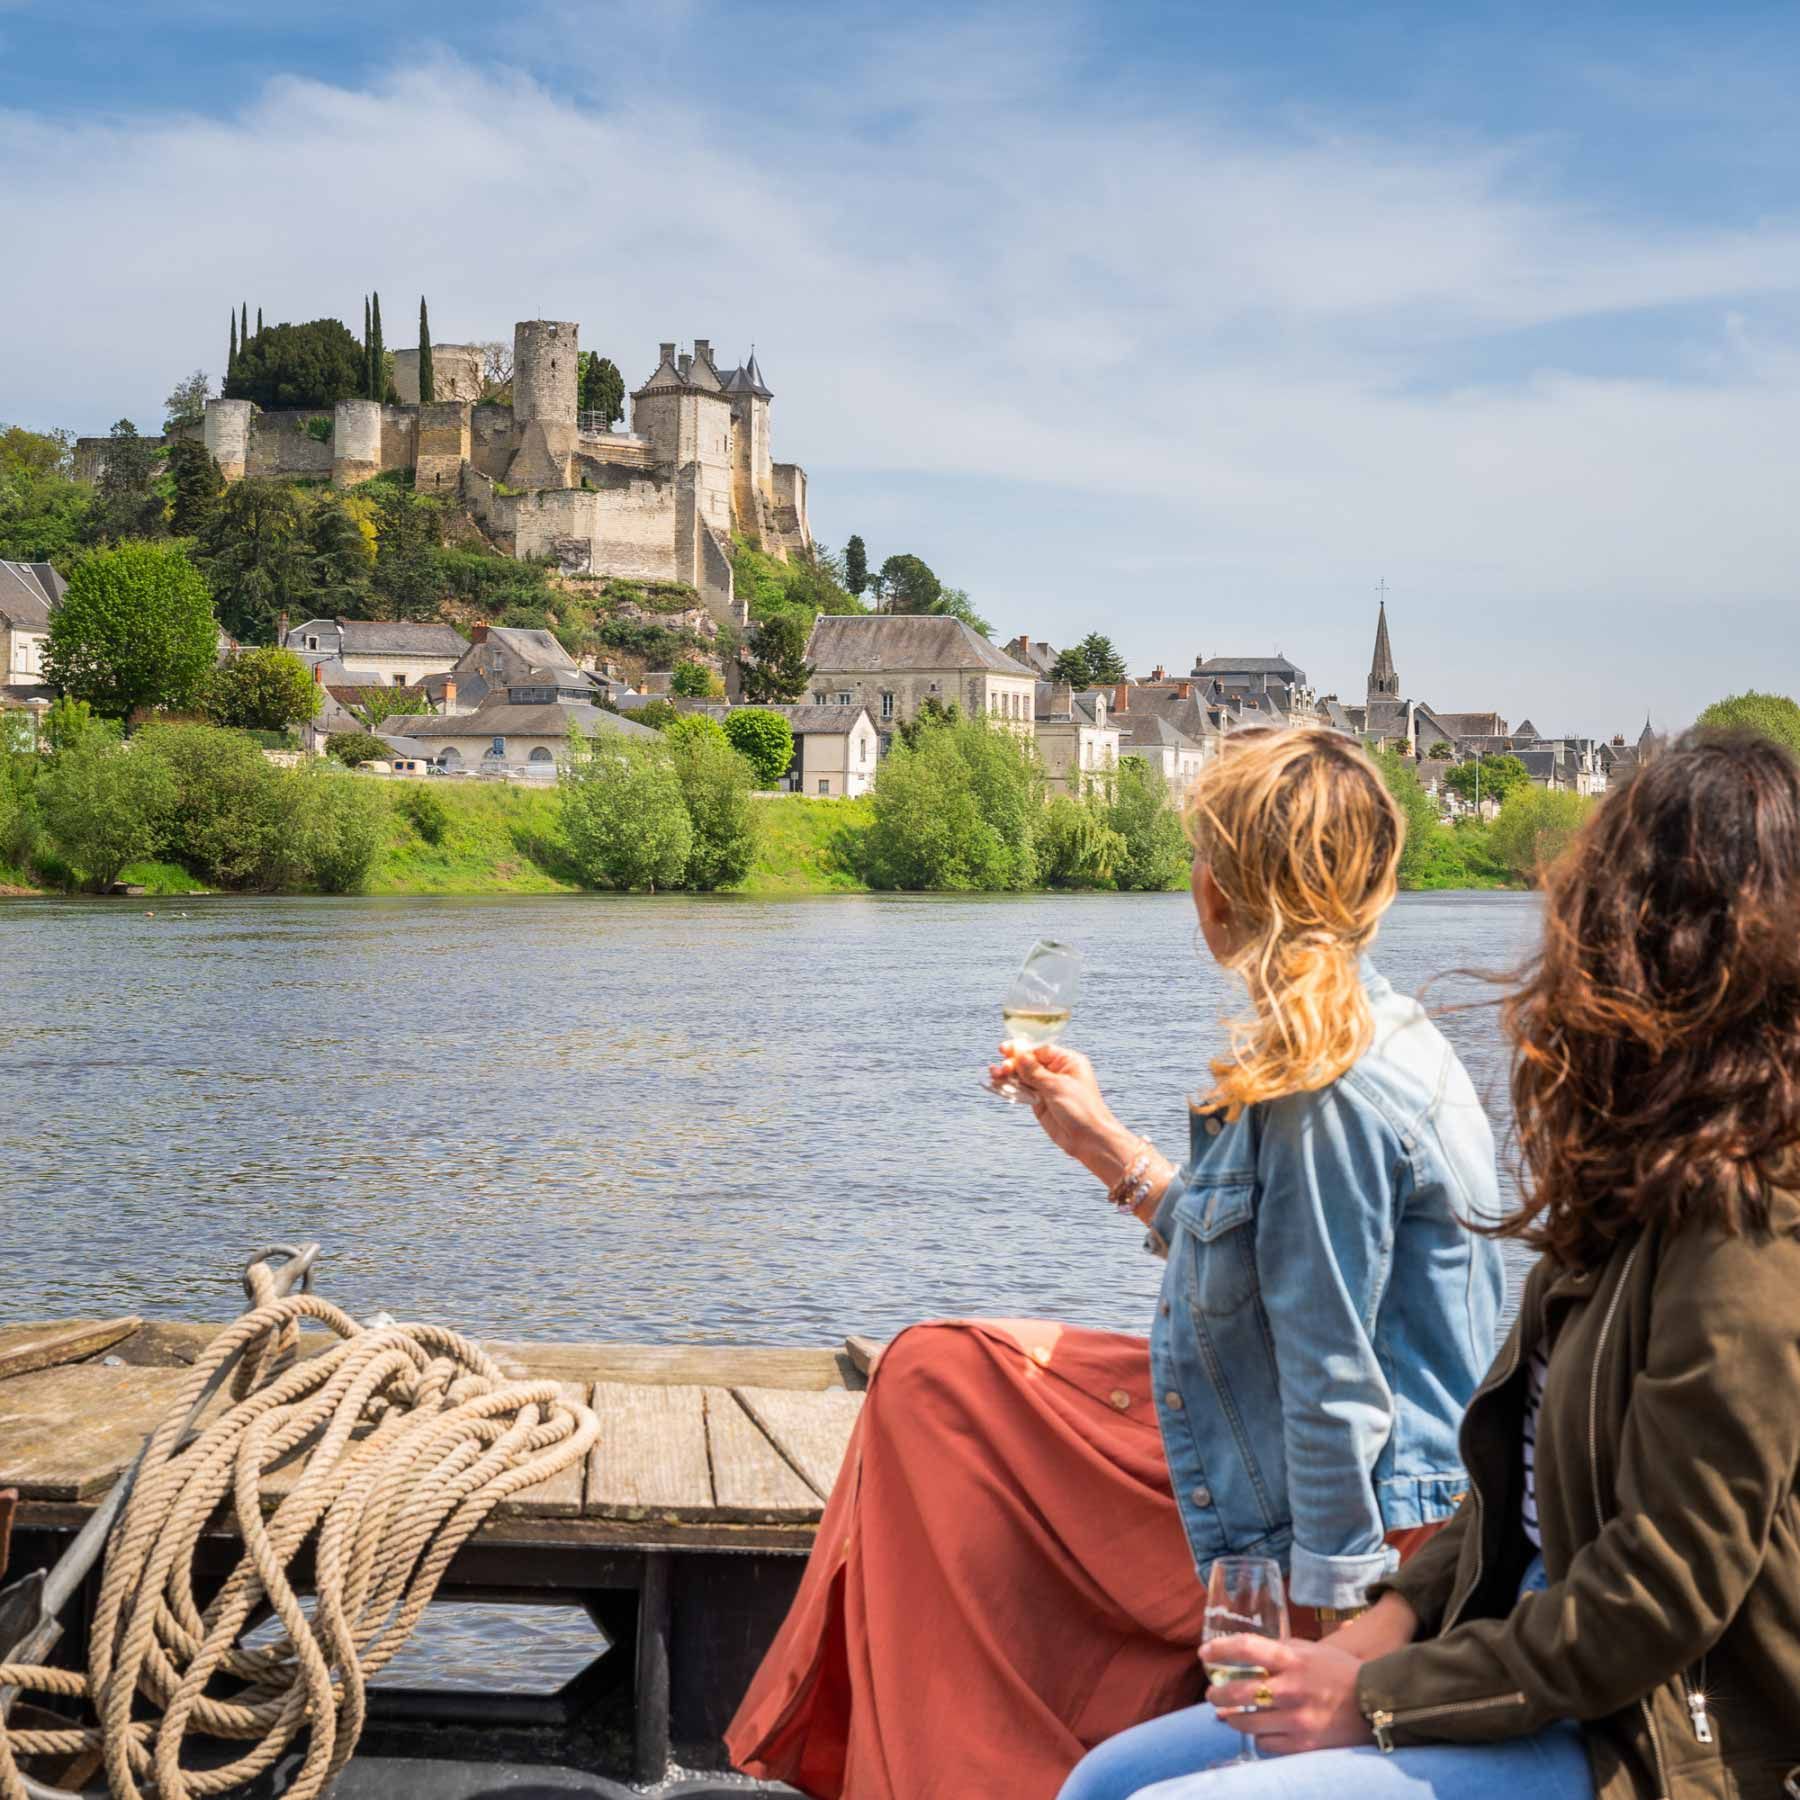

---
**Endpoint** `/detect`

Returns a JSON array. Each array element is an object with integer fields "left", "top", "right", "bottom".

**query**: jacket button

[
  {"left": 1192, "top": 1486, "right": 1212, "bottom": 1508},
  {"left": 1160, "top": 1301, "right": 1171, "bottom": 1317},
  {"left": 1164, "top": 1390, "right": 1184, "bottom": 1410},
  {"left": 1204, "top": 1118, "right": 1222, "bottom": 1136},
  {"left": 1109, "top": 1389, "right": 1131, "bottom": 1411}
]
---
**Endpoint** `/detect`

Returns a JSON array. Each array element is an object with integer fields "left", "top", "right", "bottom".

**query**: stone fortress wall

[{"left": 71, "top": 317, "right": 814, "bottom": 635}]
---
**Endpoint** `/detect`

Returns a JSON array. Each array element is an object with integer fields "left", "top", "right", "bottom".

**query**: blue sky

[{"left": 6, "top": 0, "right": 1800, "bottom": 732}]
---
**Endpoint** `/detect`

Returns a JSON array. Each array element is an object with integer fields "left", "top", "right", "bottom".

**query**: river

[{"left": 2, "top": 889, "right": 1539, "bottom": 1335}]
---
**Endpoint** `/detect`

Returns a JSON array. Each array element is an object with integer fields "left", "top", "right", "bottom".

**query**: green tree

[
  {"left": 0, "top": 425, "right": 90, "bottom": 568},
  {"left": 42, "top": 541, "right": 217, "bottom": 717},
  {"left": 368, "top": 486, "right": 444, "bottom": 618},
  {"left": 1106, "top": 755, "right": 1188, "bottom": 890},
  {"left": 1373, "top": 747, "right": 1446, "bottom": 888},
  {"left": 369, "top": 293, "right": 386, "bottom": 402},
  {"left": 283, "top": 763, "right": 387, "bottom": 893},
  {"left": 417, "top": 297, "right": 434, "bottom": 405},
  {"left": 559, "top": 731, "right": 692, "bottom": 891},
  {"left": 1049, "top": 646, "right": 1094, "bottom": 687},
  {"left": 669, "top": 658, "right": 719, "bottom": 698},
  {"left": 41, "top": 695, "right": 118, "bottom": 755},
  {"left": 844, "top": 534, "right": 869, "bottom": 597},
  {"left": 229, "top": 310, "right": 238, "bottom": 380},
  {"left": 741, "top": 610, "right": 814, "bottom": 703},
  {"left": 1696, "top": 691, "right": 1800, "bottom": 758},
  {"left": 580, "top": 354, "right": 625, "bottom": 427},
  {"left": 622, "top": 700, "right": 680, "bottom": 731},
  {"left": 225, "top": 319, "right": 364, "bottom": 411},
  {"left": 135, "top": 722, "right": 286, "bottom": 888},
  {"left": 876, "top": 552, "right": 941, "bottom": 613},
  {"left": 1443, "top": 753, "right": 1532, "bottom": 807},
  {"left": 38, "top": 735, "right": 176, "bottom": 888},
  {"left": 241, "top": 301, "right": 250, "bottom": 357},
  {"left": 192, "top": 480, "right": 308, "bottom": 643},
  {"left": 204, "top": 647, "right": 321, "bottom": 732},
  {"left": 354, "top": 686, "right": 430, "bottom": 731},
  {"left": 1077, "top": 633, "right": 1128, "bottom": 685},
  {"left": 1427, "top": 739, "right": 1454, "bottom": 759},
  {"left": 724, "top": 708, "right": 796, "bottom": 787},
  {"left": 863, "top": 711, "right": 1040, "bottom": 890},
  {"left": 1039, "top": 789, "right": 1125, "bottom": 887},
  {"left": 166, "top": 439, "right": 225, "bottom": 538},
  {"left": 325, "top": 731, "right": 380, "bottom": 765},
  {"left": 163, "top": 371, "right": 211, "bottom": 435},
  {"left": 91, "top": 419, "right": 163, "bottom": 542},
  {"left": 1487, "top": 787, "right": 1593, "bottom": 886},
  {"left": 669, "top": 723, "right": 758, "bottom": 889},
  {"left": 301, "top": 490, "right": 377, "bottom": 616},
  {"left": 931, "top": 586, "right": 994, "bottom": 638}
]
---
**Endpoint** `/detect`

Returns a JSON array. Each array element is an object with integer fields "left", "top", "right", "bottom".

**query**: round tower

[
  {"left": 202, "top": 398, "right": 253, "bottom": 482},
  {"left": 332, "top": 399, "right": 383, "bottom": 488},
  {"left": 512, "top": 321, "right": 579, "bottom": 425}
]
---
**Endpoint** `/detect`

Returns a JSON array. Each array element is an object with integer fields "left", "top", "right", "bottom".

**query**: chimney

[
  {"left": 678, "top": 352, "right": 692, "bottom": 377},
  {"left": 1151, "top": 664, "right": 1165, "bottom": 682},
  {"left": 312, "top": 662, "right": 323, "bottom": 686},
  {"left": 693, "top": 338, "right": 712, "bottom": 366},
  {"left": 659, "top": 341, "right": 676, "bottom": 366},
  {"left": 470, "top": 622, "right": 489, "bottom": 644},
  {"left": 277, "top": 610, "right": 289, "bottom": 646},
  {"left": 1114, "top": 682, "right": 1130, "bottom": 714},
  {"left": 442, "top": 676, "right": 458, "bottom": 716},
  {"left": 1177, "top": 681, "right": 1191, "bottom": 699}
]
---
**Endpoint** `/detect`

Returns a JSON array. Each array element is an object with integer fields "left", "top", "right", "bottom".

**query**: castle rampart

[
  {"left": 332, "top": 399, "right": 383, "bottom": 488},
  {"left": 415, "top": 402, "right": 471, "bottom": 495}
]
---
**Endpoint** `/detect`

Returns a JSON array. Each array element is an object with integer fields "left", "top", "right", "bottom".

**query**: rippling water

[{"left": 1, "top": 889, "right": 1539, "bottom": 1336}]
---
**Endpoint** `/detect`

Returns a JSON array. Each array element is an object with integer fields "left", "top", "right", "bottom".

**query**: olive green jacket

[{"left": 1357, "top": 1193, "right": 1800, "bottom": 1800}]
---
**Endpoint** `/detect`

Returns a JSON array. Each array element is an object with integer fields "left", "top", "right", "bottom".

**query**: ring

[{"left": 1254, "top": 1683, "right": 1275, "bottom": 1709}]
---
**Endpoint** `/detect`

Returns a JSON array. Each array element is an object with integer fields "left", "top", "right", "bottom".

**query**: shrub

[
  {"left": 394, "top": 782, "right": 450, "bottom": 846},
  {"left": 284, "top": 765, "right": 388, "bottom": 893},
  {"left": 1695, "top": 691, "right": 1800, "bottom": 759},
  {"left": 1487, "top": 787, "right": 1593, "bottom": 886},
  {"left": 669, "top": 658, "right": 720, "bottom": 698},
  {"left": 1107, "top": 756, "right": 1189, "bottom": 891},
  {"left": 38, "top": 737, "right": 176, "bottom": 888},
  {"left": 669, "top": 728, "right": 758, "bottom": 890},
  {"left": 558, "top": 731, "right": 691, "bottom": 891},
  {"left": 723, "top": 708, "right": 795, "bottom": 788},
  {"left": 205, "top": 647, "right": 321, "bottom": 732},
  {"left": 325, "top": 732, "right": 380, "bottom": 766},
  {"left": 621, "top": 701, "right": 678, "bottom": 731},
  {"left": 863, "top": 712, "right": 1040, "bottom": 891},
  {"left": 134, "top": 723, "right": 285, "bottom": 889},
  {"left": 1039, "top": 790, "right": 1125, "bottom": 887},
  {"left": 42, "top": 541, "right": 219, "bottom": 718},
  {"left": 302, "top": 415, "right": 334, "bottom": 444}
]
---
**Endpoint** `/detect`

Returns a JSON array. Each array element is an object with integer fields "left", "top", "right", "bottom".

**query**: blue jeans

[{"left": 1058, "top": 1560, "right": 1593, "bottom": 1800}]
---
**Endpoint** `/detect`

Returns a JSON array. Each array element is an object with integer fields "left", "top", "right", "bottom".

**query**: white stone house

[
  {"left": 386, "top": 699, "right": 658, "bottom": 772},
  {"left": 804, "top": 615, "right": 1037, "bottom": 748},
  {"left": 0, "top": 561, "right": 63, "bottom": 713},
  {"left": 1118, "top": 712, "right": 1209, "bottom": 793},
  {"left": 1033, "top": 683, "right": 1121, "bottom": 796},
  {"left": 765, "top": 704, "right": 880, "bottom": 797},
  {"left": 284, "top": 619, "right": 468, "bottom": 687}
]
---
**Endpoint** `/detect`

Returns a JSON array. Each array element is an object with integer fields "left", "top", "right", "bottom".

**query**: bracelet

[{"left": 1105, "top": 1141, "right": 1157, "bottom": 1212}]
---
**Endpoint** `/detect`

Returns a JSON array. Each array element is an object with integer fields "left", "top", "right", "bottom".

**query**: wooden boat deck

[{"left": 0, "top": 1316, "right": 868, "bottom": 1551}]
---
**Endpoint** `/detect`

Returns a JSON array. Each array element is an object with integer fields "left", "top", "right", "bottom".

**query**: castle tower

[
  {"left": 1367, "top": 599, "right": 1399, "bottom": 706},
  {"left": 723, "top": 350, "right": 775, "bottom": 508},
  {"left": 202, "top": 398, "right": 253, "bottom": 482},
  {"left": 507, "top": 320, "right": 578, "bottom": 490}
]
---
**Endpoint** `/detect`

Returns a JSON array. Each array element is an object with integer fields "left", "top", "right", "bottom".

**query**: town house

[
  {"left": 0, "top": 561, "right": 64, "bottom": 714},
  {"left": 1033, "top": 683, "right": 1121, "bottom": 796},
  {"left": 283, "top": 618, "right": 468, "bottom": 687}
]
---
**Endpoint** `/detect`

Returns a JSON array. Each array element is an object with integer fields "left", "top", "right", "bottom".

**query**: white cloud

[{"left": 4, "top": 18, "right": 1798, "bottom": 730}]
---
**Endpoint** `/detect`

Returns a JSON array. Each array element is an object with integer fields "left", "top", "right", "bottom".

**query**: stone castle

[{"left": 78, "top": 321, "right": 811, "bottom": 629}]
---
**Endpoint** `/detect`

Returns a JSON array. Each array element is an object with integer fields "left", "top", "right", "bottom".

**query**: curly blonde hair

[{"left": 1183, "top": 728, "right": 1402, "bottom": 1115}]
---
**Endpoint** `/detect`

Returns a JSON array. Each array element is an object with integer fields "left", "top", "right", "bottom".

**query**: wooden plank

[
  {"left": 0, "top": 1363, "right": 200, "bottom": 1499},
  {"left": 732, "top": 1386, "right": 862, "bottom": 1501},
  {"left": 585, "top": 1383, "right": 713, "bottom": 1521},
  {"left": 486, "top": 1341, "right": 858, "bottom": 1391},
  {"left": 843, "top": 1335, "right": 883, "bottom": 1380},
  {"left": 703, "top": 1388, "right": 819, "bottom": 1524},
  {"left": 493, "top": 1382, "right": 591, "bottom": 1519},
  {"left": 0, "top": 1317, "right": 140, "bottom": 1381}
]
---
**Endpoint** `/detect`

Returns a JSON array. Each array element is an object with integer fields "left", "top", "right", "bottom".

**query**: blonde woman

[{"left": 727, "top": 729, "right": 1503, "bottom": 1800}]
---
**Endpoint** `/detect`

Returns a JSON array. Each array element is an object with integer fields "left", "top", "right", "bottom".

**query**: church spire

[{"left": 1367, "top": 595, "right": 1399, "bottom": 704}]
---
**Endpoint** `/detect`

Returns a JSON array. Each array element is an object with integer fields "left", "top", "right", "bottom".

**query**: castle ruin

[{"left": 77, "top": 322, "right": 812, "bottom": 630}]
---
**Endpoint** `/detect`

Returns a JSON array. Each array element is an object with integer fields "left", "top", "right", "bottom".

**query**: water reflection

[{"left": 1, "top": 891, "right": 1539, "bottom": 1337}]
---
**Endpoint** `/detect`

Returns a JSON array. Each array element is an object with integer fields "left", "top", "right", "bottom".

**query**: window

[
  {"left": 835, "top": 691, "right": 852, "bottom": 706},
  {"left": 881, "top": 690, "right": 894, "bottom": 719},
  {"left": 818, "top": 778, "right": 830, "bottom": 795},
  {"left": 305, "top": 635, "right": 319, "bottom": 650},
  {"left": 812, "top": 691, "right": 826, "bottom": 704},
  {"left": 859, "top": 736, "right": 868, "bottom": 763},
  {"left": 393, "top": 673, "right": 407, "bottom": 686}
]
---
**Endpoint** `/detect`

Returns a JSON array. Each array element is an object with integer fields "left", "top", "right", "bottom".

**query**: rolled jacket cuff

[{"left": 1288, "top": 1539, "right": 1400, "bottom": 1610}]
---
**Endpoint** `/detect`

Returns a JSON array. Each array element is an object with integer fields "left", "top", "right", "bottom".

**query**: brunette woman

[
  {"left": 726, "top": 728, "right": 1504, "bottom": 1799},
  {"left": 1063, "top": 728, "right": 1800, "bottom": 1800}
]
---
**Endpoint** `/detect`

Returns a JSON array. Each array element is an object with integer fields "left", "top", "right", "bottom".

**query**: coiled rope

[{"left": 0, "top": 1266, "right": 600, "bottom": 1800}]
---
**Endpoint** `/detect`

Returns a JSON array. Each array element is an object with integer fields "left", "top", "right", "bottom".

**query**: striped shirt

[{"left": 1521, "top": 1345, "right": 1551, "bottom": 1549}]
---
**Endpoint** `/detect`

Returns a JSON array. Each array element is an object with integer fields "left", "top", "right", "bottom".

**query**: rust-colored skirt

[{"left": 726, "top": 1320, "right": 1437, "bottom": 1800}]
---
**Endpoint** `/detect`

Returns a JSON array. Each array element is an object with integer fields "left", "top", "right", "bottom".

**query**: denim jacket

[{"left": 1146, "top": 961, "right": 1503, "bottom": 1610}]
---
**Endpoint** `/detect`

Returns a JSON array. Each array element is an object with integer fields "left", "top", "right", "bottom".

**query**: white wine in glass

[
  {"left": 987, "top": 939, "right": 1081, "bottom": 1103},
  {"left": 1200, "top": 1555, "right": 1289, "bottom": 1765}
]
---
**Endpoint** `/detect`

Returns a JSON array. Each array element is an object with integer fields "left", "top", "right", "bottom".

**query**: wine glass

[
  {"left": 985, "top": 939, "right": 1081, "bottom": 1103},
  {"left": 1201, "top": 1555, "right": 1289, "bottom": 1764}
]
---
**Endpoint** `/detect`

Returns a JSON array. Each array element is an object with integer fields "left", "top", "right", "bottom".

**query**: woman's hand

[
  {"left": 1203, "top": 1633, "right": 1376, "bottom": 1755},
  {"left": 1317, "top": 1593, "right": 1419, "bottom": 1664},
  {"left": 992, "top": 1042, "right": 1136, "bottom": 1185}
]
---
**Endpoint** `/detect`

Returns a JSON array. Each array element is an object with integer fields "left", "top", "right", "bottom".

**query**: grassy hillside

[{"left": 744, "top": 795, "right": 872, "bottom": 893}]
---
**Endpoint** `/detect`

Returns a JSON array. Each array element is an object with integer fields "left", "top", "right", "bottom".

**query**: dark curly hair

[{"left": 1498, "top": 729, "right": 1800, "bottom": 1267}]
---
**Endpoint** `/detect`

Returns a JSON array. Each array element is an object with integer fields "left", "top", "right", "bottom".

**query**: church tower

[{"left": 1367, "top": 600, "right": 1399, "bottom": 706}]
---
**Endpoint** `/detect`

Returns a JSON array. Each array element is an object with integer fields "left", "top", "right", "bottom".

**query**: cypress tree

[
  {"left": 256, "top": 306, "right": 263, "bottom": 335},
  {"left": 417, "top": 296, "right": 434, "bottom": 404},
  {"left": 228, "top": 312, "right": 238, "bottom": 378},
  {"left": 240, "top": 301, "right": 249, "bottom": 352},
  {"left": 362, "top": 297, "right": 372, "bottom": 399},
  {"left": 369, "top": 292, "right": 384, "bottom": 401}
]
